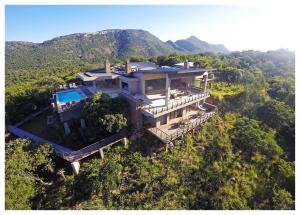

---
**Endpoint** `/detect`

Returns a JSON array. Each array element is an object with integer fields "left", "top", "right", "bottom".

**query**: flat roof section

[{"left": 134, "top": 67, "right": 216, "bottom": 74}]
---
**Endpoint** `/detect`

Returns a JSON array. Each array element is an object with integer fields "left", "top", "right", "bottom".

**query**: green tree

[
  {"left": 99, "top": 114, "right": 127, "bottom": 134},
  {"left": 5, "top": 138, "right": 53, "bottom": 209},
  {"left": 83, "top": 92, "right": 127, "bottom": 136},
  {"left": 232, "top": 117, "right": 282, "bottom": 159},
  {"left": 256, "top": 100, "right": 295, "bottom": 160}
]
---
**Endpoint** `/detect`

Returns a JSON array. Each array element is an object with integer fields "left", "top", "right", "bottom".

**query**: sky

[{"left": 5, "top": 5, "right": 296, "bottom": 51}]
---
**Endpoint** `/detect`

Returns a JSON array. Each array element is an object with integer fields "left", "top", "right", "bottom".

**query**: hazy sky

[{"left": 5, "top": 5, "right": 296, "bottom": 51}]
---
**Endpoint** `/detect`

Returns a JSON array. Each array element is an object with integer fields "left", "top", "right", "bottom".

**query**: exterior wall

[
  {"left": 134, "top": 73, "right": 166, "bottom": 95},
  {"left": 130, "top": 80, "right": 140, "bottom": 94},
  {"left": 120, "top": 94, "right": 142, "bottom": 129},
  {"left": 120, "top": 76, "right": 139, "bottom": 95},
  {"left": 84, "top": 80, "right": 94, "bottom": 87}
]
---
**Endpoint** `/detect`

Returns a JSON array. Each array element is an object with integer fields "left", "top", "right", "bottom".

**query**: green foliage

[
  {"left": 271, "top": 188, "right": 294, "bottom": 210},
  {"left": 232, "top": 117, "right": 282, "bottom": 159},
  {"left": 5, "top": 138, "right": 53, "bottom": 209},
  {"left": 99, "top": 114, "right": 127, "bottom": 134},
  {"left": 256, "top": 100, "right": 295, "bottom": 160},
  {"left": 83, "top": 92, "right": 128, "bottom": 136},
  {"left": 73, "top": 158, "right": 122, "bottom": 207},
  {"left": 209, "top": 82, "right": 244, "bottom": 101},
  {"left": 267, "top": 77, "right": 295, "bottom": 108},
  {"left": 6, "top": 30, "right": 175, "bottom": 71},
  {"left": 5, "top": 49, "right": 295, "bottom": 210}
]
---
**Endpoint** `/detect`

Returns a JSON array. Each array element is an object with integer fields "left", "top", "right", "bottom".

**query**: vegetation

[
  {"left": 5, "top": 49, "right": 295, "bottom": 210},
  {"left": 83, "top": 92, "right": 128, "bottom": 138},
  {"left": 209, "top": 82, "right": 244, "bottom": 101},
  {"left": 5, "top": 139, "right": 54, "bottom": 209}
]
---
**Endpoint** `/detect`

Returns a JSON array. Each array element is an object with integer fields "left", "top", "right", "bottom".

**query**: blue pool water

[{"left": 57, "top": 90, "right": 82, "bottom": 103}]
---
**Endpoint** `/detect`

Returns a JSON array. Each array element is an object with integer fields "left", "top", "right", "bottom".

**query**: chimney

[
  {"left": 125, "top": 60, "right": 132, "bottom": 74},
  {"left": 184, "top": 60, "right": 189, "bottom": 69},
  {"left": 104, "top": 60, "right": 110, "bottom": 73}
]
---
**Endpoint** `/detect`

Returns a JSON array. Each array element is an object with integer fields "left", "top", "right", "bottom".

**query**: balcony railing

[
  {"left": 148, "top": 107, "right": 217, "bottom": 143},
  {"left": 142, "top": 91, "right": 210, "bottom": 117}
]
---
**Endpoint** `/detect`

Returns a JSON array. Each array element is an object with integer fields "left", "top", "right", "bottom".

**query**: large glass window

[{"left": 145, "top": 78, "right": 166, "bottom": 95}]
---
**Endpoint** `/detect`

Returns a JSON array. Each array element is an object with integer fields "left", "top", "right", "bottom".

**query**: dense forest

[{"left": 5, "top": 49, "right": 295, "bottom": 209}]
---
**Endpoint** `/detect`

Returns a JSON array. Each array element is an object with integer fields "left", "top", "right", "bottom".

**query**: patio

[{"left": 148, "top": 103, "right": 217, "bottom": 143}]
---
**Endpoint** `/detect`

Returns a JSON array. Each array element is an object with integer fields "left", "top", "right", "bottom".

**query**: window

[{"left": 145, "top": 78, "right": 166, "bottom": 95}]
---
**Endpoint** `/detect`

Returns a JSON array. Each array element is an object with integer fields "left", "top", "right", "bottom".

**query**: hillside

[
  {"left": 5, "top": 29, "right": 175, "bottom": 70},
  {"left": 5, "top": 29, "right": 230, "bottom": 71},
  {"left": 169, "top": 36, "right": 230, "bottom": 54}
]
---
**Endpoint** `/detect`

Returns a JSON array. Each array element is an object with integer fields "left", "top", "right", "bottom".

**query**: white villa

[{"left": 53, "top": 60, "right": 217, "bottom": 142}]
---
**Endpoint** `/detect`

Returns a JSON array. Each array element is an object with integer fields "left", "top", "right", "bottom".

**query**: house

[
  {"left": 116, "top": 60, "right": 217, "bottom": 143},
  {"left": 77, "top": 60, "right": 120, "bottom": 98},
  {"left": 53, "top": 60, "right": 217, "bottom": 141}
]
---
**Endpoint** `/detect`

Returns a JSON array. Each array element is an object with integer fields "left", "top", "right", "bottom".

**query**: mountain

[
  {"left": 169, "top": 36, "right": 230, "bottom": 54},
  {"left": 5, "top": 29, "right": 175, "bottom": 70},
  {"left": 5, "top": 29, "right": 229, "bottom": 71}
]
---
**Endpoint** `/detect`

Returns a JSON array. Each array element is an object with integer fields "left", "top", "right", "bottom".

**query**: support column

[
  {"left": 166, "top": 114, "right": 170, "bottom": 125},
  {"left": 204, "top": 74, "right": 208, "bottom": 92},
  {"left": 182, "top": 108, "right": 187, "bottom": 119},
  {"left": 99, "top": 148, "right": 104, "bottom": 159},
  {"left": 71, "top": 161, "right": 80, "bottom": 175},
  {"left": 165, "top": 74, "right": 170, "bottom": 106},
  {"left": 93, "top": 80, "right": 96, "bottom": 92},
  {"left": 64, "top": 122, "right": 71, "bottom": 135},
  {"left": 80, "top": 118, "right": 86, "bottom": 129},
  {"left": 156, "top": 118, "right": 161, "bottom": 127},
  {"left": 122, "top": 137, "right": 128, "bottom": 148}
]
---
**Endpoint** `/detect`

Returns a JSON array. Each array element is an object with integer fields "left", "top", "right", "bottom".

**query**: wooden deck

[
  {"left": 7, "top": 125, "right": 127, "bottom": 162},
  {"left": 7, "top": 125, "right": 73, "bottom": 159}
]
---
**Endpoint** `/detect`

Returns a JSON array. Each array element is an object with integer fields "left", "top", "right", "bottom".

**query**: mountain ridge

[{"left": 5, "top": 29, "right": 230, "bottom": 70}]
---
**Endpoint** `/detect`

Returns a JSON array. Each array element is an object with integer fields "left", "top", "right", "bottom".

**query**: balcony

[
  {"left": 148, "top": 103, "right": 217, "bottom": 143},
  {"left": 141, "top": 87, "right": 210, "bottom": 118}
]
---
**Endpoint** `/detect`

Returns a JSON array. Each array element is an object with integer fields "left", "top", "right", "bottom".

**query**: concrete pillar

[
  {"left": 80, "top": 118, "right": 86, "bottom": 129},
  {"left": 165, "top": 74, "right": 170, "bottom": 106},
  {"left": 122, "top": 137, "right": 128, "bottom": 148},
  {"left": 166, "top": 114, "right": 170, "bottom": 125},
  {"left": 155, "top": 118, "right": 161, "bottom": 127},
  {"left": 142, "top": 77, "right": 145, "bottom": 95},
  {"left": 204, "top": 74, "right": 208, "bottom": 92},
  {"left": 182, "top": 108, "right": 187, "bottom": 119},
  {"left": 71, "top": 161, "right": 80, "bottom": 175},
  {"left": 64, "top": 122, "right": 71, "bottom": 135},
  {"left": 99, "top": 148, "right": 104, "bottom": 159}
]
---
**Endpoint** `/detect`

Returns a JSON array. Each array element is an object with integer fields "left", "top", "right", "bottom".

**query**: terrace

[
  {"left": 148, "top": 103, "right": 217, "bottom": 143},
  {"left": 140, "top": 87, "right": 210, "bottom": 118},
  {"left": 86, "top": 79, "right": 120, "bottom": 98}
]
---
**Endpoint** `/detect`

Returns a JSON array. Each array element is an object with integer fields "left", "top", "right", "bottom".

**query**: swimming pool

[{"left": 56, "top": 90, "right": 83, "bottom": 103}]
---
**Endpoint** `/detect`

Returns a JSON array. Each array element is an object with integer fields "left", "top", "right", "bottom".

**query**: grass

[
  {"left": 19, "top": 109, "right": 114, "bottom": 151},
  {"left": 209, "top": 82, "right": 245, "bottom": 101},
  {"left": 20, "top": 109, "right": 61, "bottom": 143}
]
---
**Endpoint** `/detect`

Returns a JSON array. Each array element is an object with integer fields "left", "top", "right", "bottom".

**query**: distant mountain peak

[
  {"left": 187, "top": 35, "right": 199, "bottom": 40},
  {"left": 5, "top": 29, "right": 230, "bottom": 71},
  {"left": 171, "top": 35, "right": 230, "bottom": 54}
]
